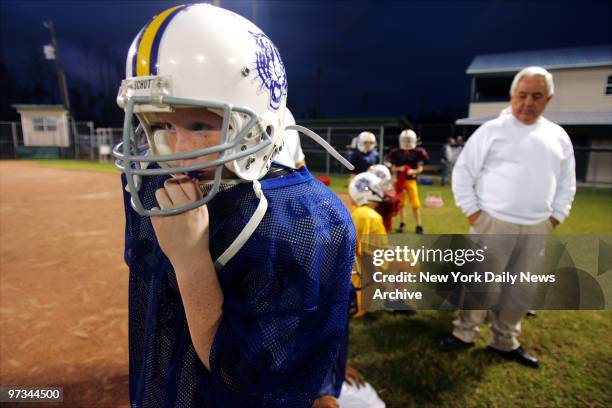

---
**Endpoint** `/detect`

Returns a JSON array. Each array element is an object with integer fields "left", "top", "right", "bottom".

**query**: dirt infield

[
  {"left": 0, "top": 161, "right": 129, "bottom": 407},
  {"left": 0, "top": 161, "right": 353, "bottom": 407}
]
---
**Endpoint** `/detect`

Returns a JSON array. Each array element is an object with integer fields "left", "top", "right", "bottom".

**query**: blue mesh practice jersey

[
  {"left": 346, "top": 150, "right": 380, "bottom": 174},
  {"left": 122, "top": 165, "right": 356, "bottom": 407}
]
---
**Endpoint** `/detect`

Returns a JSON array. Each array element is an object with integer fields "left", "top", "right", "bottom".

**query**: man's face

[
  {"left": 152, "top": 108, "right": 223, "bottom": 178},
  {"left": 510, "top": 76, "right": 552, "bottom": 125}
]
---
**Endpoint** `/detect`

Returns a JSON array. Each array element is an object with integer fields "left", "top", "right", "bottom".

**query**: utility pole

[
  {"left": 315, "top": 67, "right": 321, "bottom": 117},
  {"left": 43, "top": 20, "right": 71, "bottom": 112}
]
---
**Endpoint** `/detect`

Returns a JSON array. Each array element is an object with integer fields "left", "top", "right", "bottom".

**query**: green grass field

[
  {"left": 35, "top": 160, "right": 612, "bottom": 407},
  {"left": 322, "top": 173, "right": 612, "bottom": 407},
  {"left": 34, "top": 159, "right": 118, "bottom": 173},
  {"left": 322, "top": 173, "right": 612, "bottom": 235}
]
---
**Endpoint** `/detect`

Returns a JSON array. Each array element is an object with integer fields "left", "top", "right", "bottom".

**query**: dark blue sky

[{"left": 1, "top": 0, "right": 611, "bottom": 122}]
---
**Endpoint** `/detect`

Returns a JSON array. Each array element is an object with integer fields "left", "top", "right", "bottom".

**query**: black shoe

[
  {"left": 439, "top": 335, "right": 474, "bottom": 351},
  {"left": 415, "top": 225, "right": 424, "bottom": 234},
  {"left": 396, "top": 222, "right": 406, "bottom": 233},
  {"left": 384, "top": 299, "right": 417, "bottom": 316},
  {"left": 526, "top": 310, "right": 537, "bottom": 318},
  {"left": 488, "top": 346, "right": 539, "bottom": 368}
]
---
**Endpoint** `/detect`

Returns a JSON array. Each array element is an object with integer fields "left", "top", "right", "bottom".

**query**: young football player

[
  {"left": 113, "top": 4, "right": 355, "bottom": 406},
  {"left": 348, "top": 172, "right": 388, "bottom": 317},
  {"left": 347, "top": 131, "right": 380, "bottom": 176},
  {"left": 368, "top": 164, "right": 400, "bottom": 233},
  {"left": 386, "top": 129, "right": 430, "bottom": 234}
]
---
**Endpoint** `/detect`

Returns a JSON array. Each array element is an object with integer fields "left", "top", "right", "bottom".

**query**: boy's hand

[
  {"left": 151, "top": 176, "right": 210, "bottom": 269},
  {"left": 345, "top": 365, "right": 365, "bottom": 388}
]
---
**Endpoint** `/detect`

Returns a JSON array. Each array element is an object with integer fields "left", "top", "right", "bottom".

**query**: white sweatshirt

[{"left": 452, "top": 114, "right": 576, "bottom": 225}]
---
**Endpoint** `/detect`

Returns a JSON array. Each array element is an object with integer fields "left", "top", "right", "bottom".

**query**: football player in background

[
  {"left": 347, "top": 131, "right": 380, "bottom": 177},
  {"left": 348, "top": 172, "right": 388, "bottom": 318},
  {"left": 386, "top": 129, "right": 430, "bottom": 234},
  {"left": 368, "top": 164, "right": 400, "bottom": 233}
]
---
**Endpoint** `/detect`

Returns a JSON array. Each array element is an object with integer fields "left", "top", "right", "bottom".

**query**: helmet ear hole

[{"left": 266, "top": 126, "right": 273, "bottom": 136}]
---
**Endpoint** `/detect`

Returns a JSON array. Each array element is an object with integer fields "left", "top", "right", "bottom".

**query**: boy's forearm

[{"left": 173, "top": 251, "right": 224, "bottom": 370}]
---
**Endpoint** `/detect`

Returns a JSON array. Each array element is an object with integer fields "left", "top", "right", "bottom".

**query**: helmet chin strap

[
  {"left": 214, "top": 179, "right": 268, "bottom": 270},
  {"left": 286, "top": 125, "right": 355, "bottom": 171}
]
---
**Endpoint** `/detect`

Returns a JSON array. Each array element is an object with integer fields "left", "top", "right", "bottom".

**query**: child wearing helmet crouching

[
  {"left": 367, "top": 164, "right": 400, "bottom": 233},
  {"left": 348, "top": 172, "right": 388, "bottom": 321},
  {"left": 348, "top": 173, "right": 417, "bottom": 318}
]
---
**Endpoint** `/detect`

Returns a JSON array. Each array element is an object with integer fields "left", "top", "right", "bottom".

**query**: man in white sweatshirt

[{"left": 440, "top": 66, "right": 576, "bottom": 368}]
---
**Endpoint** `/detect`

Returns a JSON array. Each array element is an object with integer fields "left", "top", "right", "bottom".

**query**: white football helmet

[
  {"left": 399, "top": 129, "right": 418, "bottom": 149},
  {"left": 367, "top": 164, "right": 392, "bottom": 191},
  {"left": 114, "top": 4, "right": 288, "bottom": 216},
  {"left": 349, "top": 172, "right": 385, "bottom": 206},
  {"left": 113, "top": 4, "right": 352, "bottom": 217},
  {"left": 273, "top": 108, "right": 299, "bottom": 167},
  {"left": 357, "top": 131, "right": 377, "bottom": 153}
]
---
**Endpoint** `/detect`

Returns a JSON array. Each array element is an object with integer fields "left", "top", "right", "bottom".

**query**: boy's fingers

[
  {"left": 164, "top": 177, "right": 191, "bottom": 205},
  {"left": 173, "top": 175, "right": 199, "bottom": 202},
  {"left": 178, "top": 177, "right": 198, "bottom": 202},
  {"left": 192, "top": 178, "right": 203, "bottom": 200},
  {"left": 155, "top": 188, "right": 173, "bottom": 209}
]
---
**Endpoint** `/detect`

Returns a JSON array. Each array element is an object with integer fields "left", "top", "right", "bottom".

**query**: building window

[
  {"left": 606, "top": 75, "right": 612, "bottom": 95},
  {"left": 32, "top": 117, "right": 57, "bottom": 132},
  {"left": 46, "top": 117, "right": 57, "bottom": 131},
  {"left": 472, "top": 76, "right": 514, "bottom": 102}
]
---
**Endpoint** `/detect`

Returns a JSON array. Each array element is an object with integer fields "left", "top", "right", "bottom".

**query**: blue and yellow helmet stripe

[{"left": 132, "top": 4, "right": 188, "bottom": 77}]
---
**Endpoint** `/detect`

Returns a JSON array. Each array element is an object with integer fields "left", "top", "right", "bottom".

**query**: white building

[
  {"left": 456, "top": 45, "right": 612, "bottom": 184},
  {"left": 12, "top": 104, "right": 70, "bottom": 147}
]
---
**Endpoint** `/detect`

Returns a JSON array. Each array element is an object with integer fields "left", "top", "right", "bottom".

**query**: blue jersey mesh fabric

[{"left": 122, "top": 165, "right": 356, "bottom": 407}]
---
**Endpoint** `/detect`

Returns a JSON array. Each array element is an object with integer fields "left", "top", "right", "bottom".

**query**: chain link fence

[
  {"left": 0, "top": 121, "right": 22, "bottom": 159},
  {"left": 297, "top": 122, "right": 459, "bottom": 176},
  {"left": 0, "top": 120, "right": 99, "bottom": 160},
  {"left": 1, "top": 119, "right": 609, "bottom": 184}
]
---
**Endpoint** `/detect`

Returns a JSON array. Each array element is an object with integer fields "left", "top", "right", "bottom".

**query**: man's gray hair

[{"left": 510, "top": 66, "right": 555, "bottom": 96}]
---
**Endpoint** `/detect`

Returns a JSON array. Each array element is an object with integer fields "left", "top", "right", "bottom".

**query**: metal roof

[
  {"left": 456, "top": 111, "right": 612, "bottom": 126},
  {"left": 466, "top": 45, "right": 612, "bottom": 74}
]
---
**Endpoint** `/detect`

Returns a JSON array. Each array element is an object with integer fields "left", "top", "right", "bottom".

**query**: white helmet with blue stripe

[{"left": 113, "top": 4, "right": 353, "bottom": 217}]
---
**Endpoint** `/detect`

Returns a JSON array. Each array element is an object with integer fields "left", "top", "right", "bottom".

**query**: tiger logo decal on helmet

[{"left": 249, "top": 31, "right": 288, "bottom": 111}]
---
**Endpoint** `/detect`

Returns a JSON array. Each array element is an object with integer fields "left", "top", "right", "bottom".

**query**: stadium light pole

[{"left": 43, "top": 20, "right": 71, "bottom": 113}]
